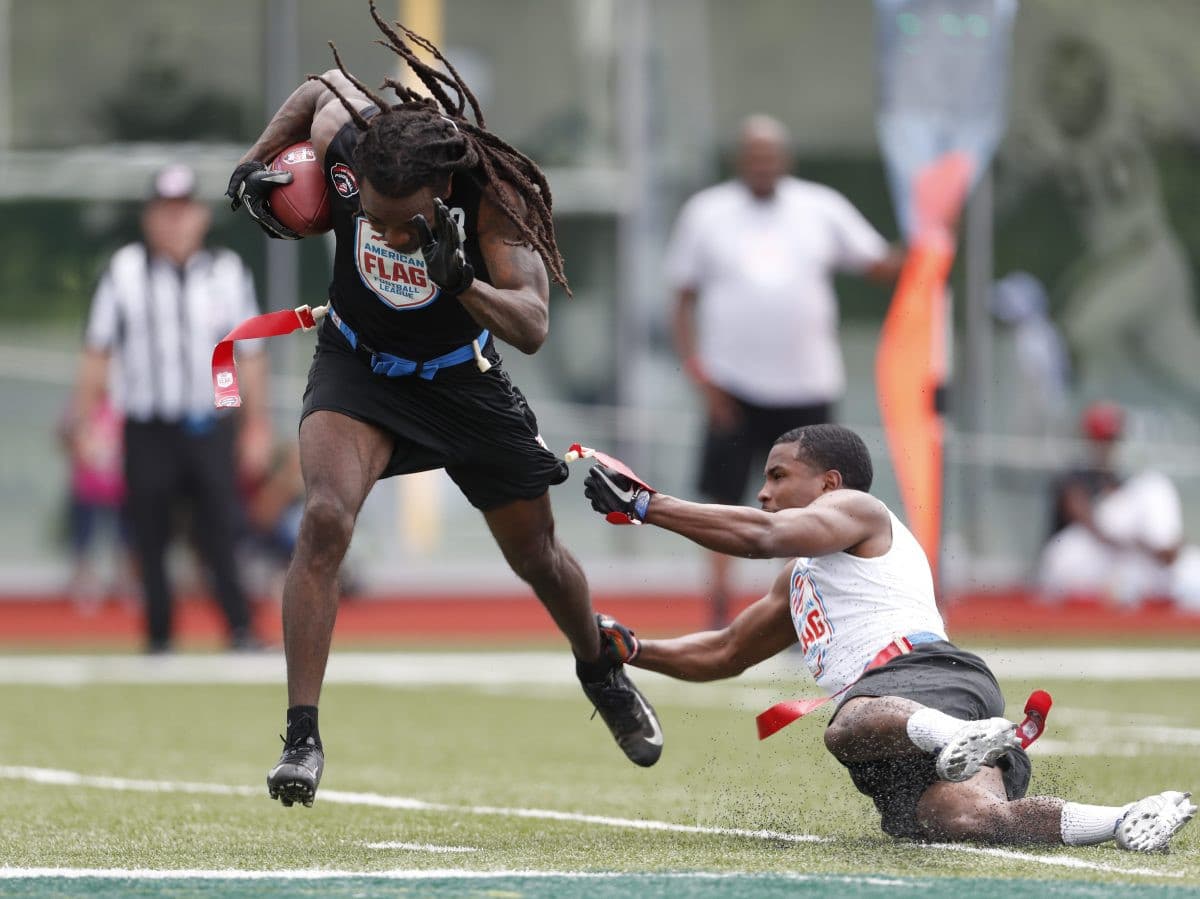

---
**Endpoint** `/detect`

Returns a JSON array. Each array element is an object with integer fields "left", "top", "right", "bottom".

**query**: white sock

[
  {"left": 1060, "top": 801, "right": 1127, "bottom": 846},
  {"left": 905, "top": 707, "right": 967, "bottom": 753}
]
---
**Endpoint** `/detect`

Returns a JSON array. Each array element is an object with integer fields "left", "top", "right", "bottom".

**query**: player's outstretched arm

[
  {"left": 630, "top": 567, "right": 797, "bottom": 682},
  {"left": 641, "top": 489, "right": 886, "bottom": 560}
]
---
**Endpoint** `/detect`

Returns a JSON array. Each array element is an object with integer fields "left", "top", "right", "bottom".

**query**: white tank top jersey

[{"left": 788, "top": 507, "right": 947, "bottom": 694}]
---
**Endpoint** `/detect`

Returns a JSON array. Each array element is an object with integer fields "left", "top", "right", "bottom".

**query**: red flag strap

[
  {"left": 756, "top": 635, "right": 914, "bottom": 740},
  {"left": 1017, "top": 689, "right": 1053, "bottom": 749},
  {"left": 212, "top": 304, "right": 327, "bottom": 408},
  {"left": 564, "top": 443, "right": 656, "bottom": 526},
  {"left": 756, "top": 644, "right": 1055, "bottom": 751}
]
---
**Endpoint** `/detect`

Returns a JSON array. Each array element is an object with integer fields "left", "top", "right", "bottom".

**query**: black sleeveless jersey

[{"left": 322, "top": 114, "right": 493, "bottom": 359}]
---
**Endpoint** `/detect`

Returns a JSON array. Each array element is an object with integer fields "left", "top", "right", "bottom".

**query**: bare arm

[
  {"left": 457, "top": 187, "right": 551, "bottom": 354},
  {"left": 671, "top": 287, "right": 703, "bottom": 382},
  {"left": 63, "top": 348, "right": 110, "bottom": 450},
  {"left": 239, "top": 70, "right": 372, "bottom": 166},
  {"left": 671, "top": 285, "right": 740, "bottom": 428},
  {"left": 643, "top": 489, "right": 889, "bottom": 559},
  {"left": 632, "top": 566, "right": 798, "bottom": 681},
  {"left": 865, "top": 245, "right": 906, "bottom": 284}
]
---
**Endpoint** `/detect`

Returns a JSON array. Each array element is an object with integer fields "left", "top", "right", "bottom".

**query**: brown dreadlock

[{"left": 310, "top": 0, "right": 570, "bottom": 294}]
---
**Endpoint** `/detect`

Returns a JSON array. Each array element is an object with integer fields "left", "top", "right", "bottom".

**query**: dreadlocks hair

[
  {"left": 774, "top": 424, "right": 874, "bottom": 493},
  {"left": 309, "top": 0, "right": 570, "bottom": 294}
]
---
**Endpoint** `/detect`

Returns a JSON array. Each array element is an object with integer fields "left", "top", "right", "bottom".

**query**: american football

[{"left": 268, "top": 140, "right": 332, "bottom": 237}]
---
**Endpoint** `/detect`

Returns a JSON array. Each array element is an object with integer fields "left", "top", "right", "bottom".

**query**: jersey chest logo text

[
  {"left": 331, "top": 163, "right": 358, "bottom": 198},
  {"left": 355, "top": 218, "right": 440, "bottom": 309},
  {"left": 790, "top": 564, "right": 833, "bottom": 678}
]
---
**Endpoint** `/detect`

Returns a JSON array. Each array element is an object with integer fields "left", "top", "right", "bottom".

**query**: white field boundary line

[
  {"left": 0, "top": 764, "right": 825, "bottom": 844},
  {"left": 0, "top": 765, "right": 1183, "bottom": 881},
  {"left": 0, "top": 648, "right": 1197, "bottom": 687},
  {"left": 0, "top": 868, "right": 913, "bottom": 886}
]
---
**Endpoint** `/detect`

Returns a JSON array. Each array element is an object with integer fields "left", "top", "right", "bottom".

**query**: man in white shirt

[
  {"left": 581, "top": 423, "right": 1194, "bottom": 851},
  {"left": 665, "top": 115, "right": 902, "bottom": 626}
]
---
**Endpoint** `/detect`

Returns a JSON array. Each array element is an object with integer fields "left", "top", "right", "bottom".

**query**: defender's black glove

[
  {"left": 410, "top": 198, "right": 475, "bottom": 295},
  {"left": 226, "top": 161, "right": 301, "bottom": 240},
  {"left": 584, "top": 462, "right": 653, "bottom": 524},
  {"left": 596, "top": 613, "right": 640, "bottom": 665}
]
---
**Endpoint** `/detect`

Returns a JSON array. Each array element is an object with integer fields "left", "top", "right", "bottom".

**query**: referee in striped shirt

[{"left": 66, "top": 164, "right": 270, "bottom": 652}]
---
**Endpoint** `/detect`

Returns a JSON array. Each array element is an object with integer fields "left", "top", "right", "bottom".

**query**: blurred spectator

[
  {"left": 57, "top": 395, "right": 133, "bottom": 612},
  {"left": 665, "top": 113, "right": 903, "bottom": 627},
  {"left": 990, "top": 271, "right": 1071, "bottom": 439},
  {"left": 65, "top": 164, "right": 271, "bottom": 652},
  {"left": 1039, "top": 401, "right": 1200, "bottom": 607}
]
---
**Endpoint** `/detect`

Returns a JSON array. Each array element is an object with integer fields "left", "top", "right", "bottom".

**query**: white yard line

[
  {"left": 0, "top": 647, "right": 1195, "bottom": 687},
  {"left": 924, "top": 843, "right": 1183, "bottom": 879},
  {"left": 364, "top": 842, "right": 478, "bottom": 853},
  {"left": 0, "top": 764, "right": 824, "bottom": 844},
  {"left": 0, "top": 765, "right": 1183, "bottom": 880},
  {"left": 0, "top": 867, "right": 913, "bottom": 886}
]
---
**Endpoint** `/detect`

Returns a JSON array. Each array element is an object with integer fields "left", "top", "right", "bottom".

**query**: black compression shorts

[
  {"left": 828, "top": 641, "right": 1032, "bottom": 839},
  {"left": 301, "top": 321, "right": 568, "bottom": 510}
]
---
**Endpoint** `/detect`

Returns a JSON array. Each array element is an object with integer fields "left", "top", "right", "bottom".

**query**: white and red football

[{"left": 268, "top": 140, "right": 332, "bottom": 237}]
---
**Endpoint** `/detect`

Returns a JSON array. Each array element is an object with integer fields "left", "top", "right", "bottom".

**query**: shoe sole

[
  {"left": 1117, "top": 792, "right": 1195, "bottom": 851},
  {"left": 935, "top": 719, "right": 1019, "bottom": 782},
  {"left": 267, "top": 777, "right": 317, "bottom": 808},
  {"left": 582, "top": 675, "right": 664, "bottom": 768}
]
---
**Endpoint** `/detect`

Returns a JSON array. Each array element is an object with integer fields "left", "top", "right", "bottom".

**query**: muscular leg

[
  {"left": 916, "top": 766, "right": 1065, "bottom": 844},
  {"left": 283, "top": 412, "right": 393, "bottom": 705},
  {"left": 483, "top": 493, "right": 600, "bottom": 662},
  {"left": 824, "top": 696, "right": 933, "bottom": 762},
  {"left": 485, "top": 493, "right": 664, "bottom": 766}
]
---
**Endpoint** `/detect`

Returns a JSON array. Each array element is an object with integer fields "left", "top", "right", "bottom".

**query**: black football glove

[
  {"left": 410, "top": 197, "right": 475, "bottom": 295},
  {"left": 584, "top": 462, "right": 653, "bottom": 524},
  {"left": 226, "top": 161, "right": 301, "bottom": 240},
  {"left": 595, "top": 613, "right": 640, "bottom": 665}
]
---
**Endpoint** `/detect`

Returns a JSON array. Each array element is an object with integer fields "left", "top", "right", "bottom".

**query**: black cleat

[
  {"left": 580, "top": 665, "right": 663, "bottom": 767},
  {"left": 267, "top": 715, "right": 324, "bottom": 808}
]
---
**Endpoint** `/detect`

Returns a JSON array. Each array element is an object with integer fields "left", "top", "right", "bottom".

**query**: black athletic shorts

[
  {"left": 828, "top": 641, "right": 1032, "bottom": 839},
  {"left": 301, "top": 321, "right": 568, "bottom": 510},
  {"left": 698, "top": 398, "right": 832, "bottom": 504}
]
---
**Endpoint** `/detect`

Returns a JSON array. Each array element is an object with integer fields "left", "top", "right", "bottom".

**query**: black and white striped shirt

[{"left": 85, "top": 243, "right": 263, "bottom": 422}]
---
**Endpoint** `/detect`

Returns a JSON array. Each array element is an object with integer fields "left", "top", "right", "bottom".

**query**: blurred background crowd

[{"left": 4, "top": 0, "right": 1200, "bottom": 638}]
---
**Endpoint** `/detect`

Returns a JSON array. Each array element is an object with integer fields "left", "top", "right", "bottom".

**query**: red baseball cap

[{"left": 1081, "top": 401, "right": 1124, "bottom": 441}]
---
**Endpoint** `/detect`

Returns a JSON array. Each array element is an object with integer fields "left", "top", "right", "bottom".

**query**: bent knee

[
  {"left": 823, "top": 699, "right": 876, "bottom": 757},
  {"left": 823, "top": 720, "right": 850, "bottom": 757},
  {"left": 300, "top": 492, "right": 356, "bottom": 550}
]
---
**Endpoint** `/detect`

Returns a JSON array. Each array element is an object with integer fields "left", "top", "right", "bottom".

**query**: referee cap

[{"left": 149, "top": 163, "right": 197, "bottom": 201}]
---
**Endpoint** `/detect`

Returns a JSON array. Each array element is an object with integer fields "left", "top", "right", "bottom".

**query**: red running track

[{"left": 1, "top": 588, "right": 1199, "bottom": 647}]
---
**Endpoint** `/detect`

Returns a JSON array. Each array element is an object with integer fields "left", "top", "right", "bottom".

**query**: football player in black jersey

[{"left": 226, "top": 2, "right": 662, "bottom": 808}]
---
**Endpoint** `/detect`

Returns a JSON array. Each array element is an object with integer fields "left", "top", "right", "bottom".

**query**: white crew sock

[
  {"left": 1060, "top": 801, "right": 1128, "bottom": 846},
  {"left": 905, "top": 707, "right": 968, "bottom": 753}
]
